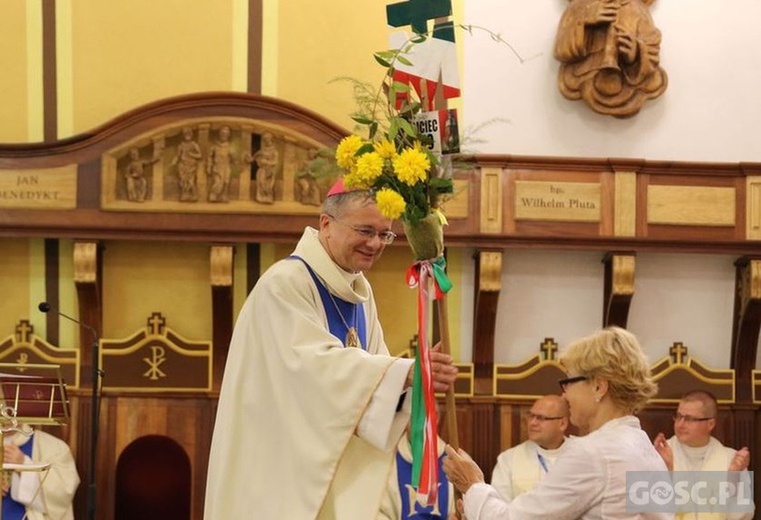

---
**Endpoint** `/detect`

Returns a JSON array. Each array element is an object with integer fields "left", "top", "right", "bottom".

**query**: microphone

[{"left": 38, "top": 301, "right": 98, "bottom": 341}]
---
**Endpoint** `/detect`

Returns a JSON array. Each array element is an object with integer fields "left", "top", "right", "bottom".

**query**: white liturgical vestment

[
  {"left": 204, "top": 228, "right": 413, "bottom": 519},
  {"left": 668, "top": 436, "right": 754, "bottom": 520}
]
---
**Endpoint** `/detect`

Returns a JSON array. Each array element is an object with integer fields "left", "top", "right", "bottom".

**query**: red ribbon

[
  {"left": 406, "top": 260, "right": 447, "bottom": 300},
  {"left": 408, "top": 261, "right": 439, "bottom": 505}
]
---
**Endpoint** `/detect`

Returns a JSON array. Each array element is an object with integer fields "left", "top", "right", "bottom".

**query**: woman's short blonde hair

[{"left": 559, "top": 327, "right": 657, "bottom": 413}]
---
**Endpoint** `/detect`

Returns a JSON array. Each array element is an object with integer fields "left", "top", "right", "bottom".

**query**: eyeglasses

[
  {"left": 327, "top": 215, "right": 397, "bottom": 244},
  {"left": 673, "top": 413, "right": 714, "bottom": 424},
  {"left": 524, "top": 412, "right": 565, "bottom": 422},
  {"left": 558, "top": 375, "right": 588, "bottom": 392}
]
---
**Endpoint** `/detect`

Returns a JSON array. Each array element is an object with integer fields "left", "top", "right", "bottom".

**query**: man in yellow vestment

[
  {"left": 654, "top": 390, "right": 754, "bottom": 520},
  {"left": 491, "top": 395, "right": 574, "bottom": 501}
]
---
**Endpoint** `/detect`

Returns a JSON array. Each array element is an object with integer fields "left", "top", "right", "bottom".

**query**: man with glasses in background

[
  {"left": 491, "top": 394, "right": 575, "bottom": 501},
  {"left": 653, "top": 390, "right": 754, "bottom": 519},
  {"left": 205, "top": 179, "right": 458, "bottom": 519}
]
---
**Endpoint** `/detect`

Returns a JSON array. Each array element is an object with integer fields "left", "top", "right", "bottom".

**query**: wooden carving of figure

[
  {"left": 253, "top": 132, "right": 279, "bottom": 204},
  {"left": 295, "top": 149, "right": 322, "bottom": 207},
  {"left": 554, "top": 0, "right": 668, "bottom": 118},
  {"left": 172, "top": 127, "right": 202, "bottom": 202},
  {"left": 124, "top": 147, "right": 158, "bottom": 202},
  {"left": 206, "top": 125, "right": 235, "bottom": 203}
]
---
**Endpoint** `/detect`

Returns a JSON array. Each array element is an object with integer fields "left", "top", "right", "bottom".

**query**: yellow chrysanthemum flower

[
  {"left": 354, "top": 152, "right": 384, "bottom": 186},
  {"left": 373, "top": 139, "right": 397, "bottom": 160},
  {"left": 375, "top": 188, "right": 406, "bottom": 220},
  {"left": 335, "top": 135, "right": 364, "bottom": 169},
  {"left": 392, "top": 147, "right": 429, "bottom": 186},
  {"left": 342, "top": 166, "right": 362, "bottom": 189}
]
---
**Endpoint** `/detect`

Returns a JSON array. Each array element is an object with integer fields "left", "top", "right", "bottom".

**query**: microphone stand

[
  {"left": 40, "top": 304, "right": 102, "bottom": 520},
  {"left": 88, "top": 331, "right": 101, "bottom": 520}
]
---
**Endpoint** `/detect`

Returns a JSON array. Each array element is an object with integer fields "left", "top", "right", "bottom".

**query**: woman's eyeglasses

[{"left": 558, "top": 375, "right": 588, "bottom": 392}]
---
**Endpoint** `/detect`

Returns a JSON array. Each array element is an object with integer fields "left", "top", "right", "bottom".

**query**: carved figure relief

[
  {"left": 296, "top": 147, "right": 343, "bottom": 207},
  {"left": 253, "top": 132, "right": 280, "bottom": 204},
  {"left": 103, "top": 119, "right": 334, "bottom": 212},
  {"left": 295, "top": 150, "right": 322, "bottom": 206},
  {"left": 123, "top": 147, "right": 159, "bottom": 202},
  {"left": 206, "top": 125, "right": 234, "bottom": 203},
  {"left": 554, "top": 0, "right": 667, "bottom": 118},
  {"left": 172, "top": 127, "right": 202, "bottom": 202}
]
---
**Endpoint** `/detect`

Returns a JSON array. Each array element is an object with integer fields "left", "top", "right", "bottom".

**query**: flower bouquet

[{"left": 333, "top": 43, "right": 454, "bottom": 261}]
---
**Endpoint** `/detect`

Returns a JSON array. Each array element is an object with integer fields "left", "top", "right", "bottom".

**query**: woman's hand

[{"left": 443, "top": 445, "right": 484, "bottom": 495}]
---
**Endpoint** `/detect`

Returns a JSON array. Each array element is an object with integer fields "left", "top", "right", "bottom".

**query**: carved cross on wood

[
  {"left": 669, "top": 342, "right": 688, "bottom": 365},
  {"left": 540, "top": 338, "right": 558, "bottom": 361},
  {"left": 147, "top": 312, "right": 166, "bottom": 336},
  {"left": 15, "top": 320, "right": 33, "bottom": 343}
]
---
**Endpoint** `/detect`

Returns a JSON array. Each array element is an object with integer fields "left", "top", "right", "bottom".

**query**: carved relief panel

[{"left": 101, "top": 118, "right": 339, "bottom": 214}]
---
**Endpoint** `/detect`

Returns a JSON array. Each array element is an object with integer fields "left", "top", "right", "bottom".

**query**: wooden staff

[
  {"left": 428, "top": 16, "right": 464, "bottom": 512},
  {"left": 436, "top": 294, "right": 459, "bottom": 450},
  {"left": 418, "top": 20, "right": 460, "bottom": 452}
]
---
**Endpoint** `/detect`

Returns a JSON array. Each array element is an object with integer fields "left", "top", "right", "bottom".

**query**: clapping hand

[
  {"left": 729, "top": 447, "right": 750, "bottom": 472},
  {"left": 653, "top": 433, "right": 674, "bottom": 471}
]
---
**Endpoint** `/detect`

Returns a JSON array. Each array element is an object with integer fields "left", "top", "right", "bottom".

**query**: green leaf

[
  {"left": 399, "top": 101, "right": 421, "bottom": 116},
  {"left": 388, "top": 83, "right": 397, "bottom": 104},
  {"left": 376, "top": 50, "right": 396, "bottom": 60},
  {"left": 397, "top": 117, "right": 418, "bottom": 139},
  {"left": 396, "top": 55, "right": 414, "bottom": 67},
  {"left": 373, "top": 54, "right": 391, "bottom": 68},
  {"left": 351, "top": 115, "right": 374, "bottom": 125},
  {"left": 391, "top": 81, "right": 410, "bottom": 93},
  {"left": 356, "top": 143, "right": 374, "bottom": 156},
  {"left": 430, "top": 177, "right": 454, "bottom": 194},
  {"left": 388, "top": 118, "right": 400, "bottom": 142},
  {"left": 369, "top": 122, "right": 378, "bottom": 139}
]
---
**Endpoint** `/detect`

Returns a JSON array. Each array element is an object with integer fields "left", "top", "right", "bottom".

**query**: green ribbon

[{"left": 430, "top": 256, "right": 453, "bottom": 295}]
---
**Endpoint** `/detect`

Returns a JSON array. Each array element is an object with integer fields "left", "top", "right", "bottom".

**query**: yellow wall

[
  {"left": 102, "top": 241, "right": 212, "bottom": 341},
  {"left": 0, "top": 238, "right": 80, "bottom": 350},
  {"left": 68, "top": 0, "right": 237, "bottom": 134},
  {"left": 274, "top": 0, "right": 388, "bottom": 131},
  {"left": 0, "top": 239, "right": 32, "bottom": 340},
  {"left": 0, "top": 1, "right": 29, "bottom": 142}
]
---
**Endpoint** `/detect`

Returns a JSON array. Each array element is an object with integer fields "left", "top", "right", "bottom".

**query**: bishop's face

[{"left": 319, "top": 200, "right": 392, "bottom": 273}]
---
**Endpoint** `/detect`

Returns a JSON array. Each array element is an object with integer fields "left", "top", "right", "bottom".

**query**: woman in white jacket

[{"left": 444, "top": 327, "right": 672, "bottom": 520}]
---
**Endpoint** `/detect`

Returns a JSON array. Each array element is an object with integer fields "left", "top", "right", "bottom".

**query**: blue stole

[
  {"left": 289, "top": 256, "right": 367, "bottom": 350},
  {"left": 396, "top": 450, "right": 450, "bottom": 519},
  {"left": 2, "top": 433, "right": 34, "bottom": 520}
]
